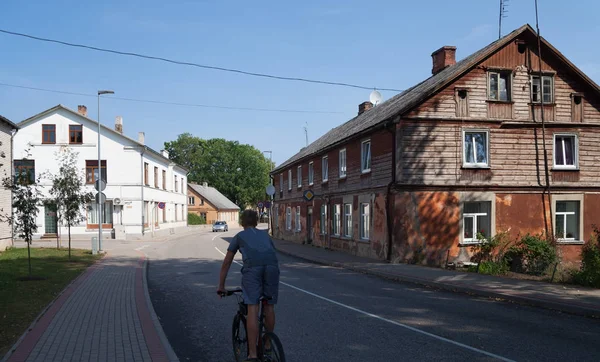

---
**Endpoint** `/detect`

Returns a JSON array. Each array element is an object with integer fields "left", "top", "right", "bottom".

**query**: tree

[
  {"left": 48, "top": 147, "right": 94, "bottom": 259},
  {"left": 164, "top": 134, "right": 274, "bottom": 208},
  {"left": 0, "top": 146, "right": 42, "bottom": 276}
]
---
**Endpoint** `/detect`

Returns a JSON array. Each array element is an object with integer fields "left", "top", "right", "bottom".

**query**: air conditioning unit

[{"left": 114, "top": 198, "right": 122, "bottom": 205}]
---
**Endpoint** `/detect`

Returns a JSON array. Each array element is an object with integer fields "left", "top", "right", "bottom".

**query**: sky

[{"left": 1, "top": 0, "right": 599, "bottom": 166}]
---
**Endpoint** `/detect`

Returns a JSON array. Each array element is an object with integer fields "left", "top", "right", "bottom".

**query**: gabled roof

[
  {"left": 18, "top": 104, "right": 188, "bottom": 172},
  {"left": 188, "top": 183, "right": 240, "bottom": 210},
  {"left": 0, "top": 114, "right": 18, "bottom": 129},
  {"left": 272, "top": 24, "right": 600, "bottom": 173}
]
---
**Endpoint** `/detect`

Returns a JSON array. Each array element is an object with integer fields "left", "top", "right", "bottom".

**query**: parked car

[{"left": 212, "top": 221, "right": 228, "bottom": 232}]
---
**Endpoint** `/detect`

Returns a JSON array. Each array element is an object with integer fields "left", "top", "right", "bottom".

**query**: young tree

[{"left": 48, "top": 147, "right": 93, "bottom": 259}]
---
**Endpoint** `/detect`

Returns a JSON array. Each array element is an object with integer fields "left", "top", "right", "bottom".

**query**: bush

[
  {"left": 504, "top": 234, "right": 557, "bottom": 276},
  {"left": 188, "top": 213, "right": 206, "bottom": 225},
  {"left": 573, "top": 226, "right": 600, "bottom": 288},
  {"left": 469, "top": 231, "right": 512, "bottom": 275}
]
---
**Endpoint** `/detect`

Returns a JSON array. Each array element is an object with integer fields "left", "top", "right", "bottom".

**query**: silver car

[{"left": 212, "top": 221, "right": 228, "bottom": 232}]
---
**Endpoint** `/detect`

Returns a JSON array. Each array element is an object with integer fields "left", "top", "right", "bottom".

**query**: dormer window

[
  {"left": 532, "top": 75, "right": 553, "bottom": 103},
  {"left": 488, "top": 71, "right": 511, "bottom": 101}
]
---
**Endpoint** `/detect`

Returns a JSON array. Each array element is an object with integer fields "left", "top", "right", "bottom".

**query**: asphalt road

[{"left": 146, "top": 229, "right": 600, "bottom": 362}]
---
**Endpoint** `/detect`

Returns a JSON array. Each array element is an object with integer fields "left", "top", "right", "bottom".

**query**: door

[
  {"left": 44, "top": 204, "right": 58, "bottom": 234},
  {"left": 307, "top": 206, "right": 313, "bottom": 244}
]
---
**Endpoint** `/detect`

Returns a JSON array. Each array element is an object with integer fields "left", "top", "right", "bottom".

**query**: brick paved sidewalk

[
  {"left": 2, "top": 250, "right": 177, "bottom": 362},
  {"left": 273, "top": 238, "right": 600, "bottom": 318}
]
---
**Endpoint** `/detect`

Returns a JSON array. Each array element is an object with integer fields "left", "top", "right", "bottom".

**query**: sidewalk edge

[{"left": 275, "top": 246, "right": 600, "bottom": 319}]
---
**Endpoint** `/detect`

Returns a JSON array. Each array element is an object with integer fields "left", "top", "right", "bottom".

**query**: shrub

[
  {"left": 469, "top": 231, "right": 512, "bottom": 275},
  {"left": 504, "top": 234, "right": 557, "bottom": 276},
  {"left": 188, "top": 213, "right": 206, "bottom": 225},
  {"left": 573, "top": 226, "right": 600, "bottom": 288}
]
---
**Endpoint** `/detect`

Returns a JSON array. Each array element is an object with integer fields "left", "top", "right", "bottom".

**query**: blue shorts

[{"left": 241, "top": 265, "right": 280, "bottom": 305}]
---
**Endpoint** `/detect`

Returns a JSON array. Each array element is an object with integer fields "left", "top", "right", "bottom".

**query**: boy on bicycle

[{"left": 218, "top": 210, "right": 280, "bottom": 361}]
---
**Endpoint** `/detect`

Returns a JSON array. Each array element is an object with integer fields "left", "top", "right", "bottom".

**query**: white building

[
  {"left": 14, "top": 104, "right": 188, "bottom": 240},
  {"left": 0, "top": 115, "right": 18, "bottom": 250}
]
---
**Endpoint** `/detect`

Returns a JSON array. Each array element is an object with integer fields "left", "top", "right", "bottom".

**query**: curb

[
  {"left": 1, "top": 252, "right": 107, "bottom": 362},
  {"left": 275, "top": 246, "right": 600, "bottom": 319},
  {"left": 143, "top": 256, "right": 179, "bottom": 362}
]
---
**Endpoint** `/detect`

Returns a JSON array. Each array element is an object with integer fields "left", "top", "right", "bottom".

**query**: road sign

[
  {"left": 257, "top": 202, "right": 264, "bottom": 209},
  {"left": 158, "top": 202, "right": 166, "bottom": 209},
  {"left": 95, "top": 192, "right": 106, "bottom": 204},
  {"left": 265, "top": 201, "right": 271, "bottom": 209},
  {"left": 303, "top": 190, "right": 315, "bottom": 202},
  {"left": 266, "top": 185, "right": 276, "bottom": 196},
  {"left": 94, "top": 179, "right": 106, "bottom": 192}
]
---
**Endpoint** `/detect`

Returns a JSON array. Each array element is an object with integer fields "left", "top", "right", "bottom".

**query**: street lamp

[
  {"left": 263, "top": 151, "right": 273, "bottom": 234},
  {"left": 97, "top": 90, "right": 114, "bottom": 252}
]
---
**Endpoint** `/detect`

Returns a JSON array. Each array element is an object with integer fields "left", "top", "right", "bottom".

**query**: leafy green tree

[
  {"left": 165, "top": 134, "right": 274, "bottom": 208},
  {"left": 48, "top": 147, "right": 94, "bottom": 259}
]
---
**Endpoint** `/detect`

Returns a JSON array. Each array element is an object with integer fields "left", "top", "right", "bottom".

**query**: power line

[
  {"left": 0, "top": 82, "right": 344, "bottom": 114},
  {"left": 0, "top": 28, "right": 404, "bottom": 92}
]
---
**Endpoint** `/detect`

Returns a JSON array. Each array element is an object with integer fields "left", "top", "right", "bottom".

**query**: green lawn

[{"left": 0, "top": 247, "right": 101, "bottom": 357}]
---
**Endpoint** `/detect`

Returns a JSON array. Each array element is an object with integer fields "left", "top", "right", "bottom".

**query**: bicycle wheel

[
  {"left": 261, "top": 332, "right": 285, "bottom": 362},
  {"left": 232, "top": 314, "right": 248, "bottom": 362}
]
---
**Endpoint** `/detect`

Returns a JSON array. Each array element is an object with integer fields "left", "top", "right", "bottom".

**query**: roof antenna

[
  {"left": 303, "top": 122, "right": 308, "bottom": 147},
  {"left": 499, "top": 0, "right": 509, "bottom": 39}
]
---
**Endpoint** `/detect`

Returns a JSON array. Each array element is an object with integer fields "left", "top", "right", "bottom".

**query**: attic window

[{"left": 517, "top": 42, "right": 527, "bottom": 54}]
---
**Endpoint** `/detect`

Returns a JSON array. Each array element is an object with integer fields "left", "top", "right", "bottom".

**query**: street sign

[
  {"left": 158, "top": 202, "right": 166, "bottom": 209},
  {"left": 257, "top": 202, "right": 264, "bottom": 209},
  {"left": 95, "top": 192, "right": 106, "bottom": 204},
  {"left": 265, "top": 201, "right": 271, "bottom": 209},
  {"left": 303, "top": 189, "right": 315, "bottom": 202},
  {"left": 266, "top": 185, "right": 276, "bottom": 196},
  {"left": 94, "top": 179, "right": 106, "bottom": 192}
]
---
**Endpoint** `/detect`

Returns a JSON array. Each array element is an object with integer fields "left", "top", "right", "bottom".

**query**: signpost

[
  {"left": 158, "top": 202, "right": 165, "bottom": 209},
  {"left": 303, "top": 189, "right": 315, "bottom": 202}
]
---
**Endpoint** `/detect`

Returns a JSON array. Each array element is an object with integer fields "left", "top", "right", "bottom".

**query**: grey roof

[
  {"left": 273, "top": 24, "right": 600, "bottom": 174},
  {"left": 18, "top": 104, "right": 188, "bottom": 172},
  {"left": 0, "top": 114, "right": 18, "bottom": 129},
  {"left": 188, "top": 183, "right": 240, "bottom": 210}
]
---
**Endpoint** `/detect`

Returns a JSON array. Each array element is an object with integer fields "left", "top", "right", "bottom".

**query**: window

[
  {"left": 297, "top": 166, "right": 302, "bottom": 188},
  {"left": 280, "top": 173, "right": 283, "bottom": 192},
  {"left": 154, "top": 167, "right": 159, "bottom": 188},
  {"left": 488, "top": 71, "right": 511, "bottom": 101},
  {"left": 556, "top": 201, "right": 580, "bottom": 241},
  {"left": 462, "top": 201, "right": 491, "bottom": 244},
  {"left": 308, "top": 162, "right": 314, "bottom": 185},
  {"left": 200, "top": 198, "right": 205, "bottom": 206},
  {"left": 87, "top": 201, "right": 113, "bottom": 225},
  {"left": 332, "top": 205, "right": 341, "bottom": 236},
  {"left": 361, "top": 140, "right": 371, "bottom": 173},
  {"left": 14, "top": 160, "right": 35, "bottom": 184},
  {"left": 42, "top": 125, "right": 56, "bottom": 144},
  {"left": 188, "top": 196, "right": 195, "bottom": 205},
  {"left": 69, "top": 125, "right": 83, "bottom": 144},
  {"left": 175, "top": 204, "right": 178, "bottom": 221},
  {"left": 554, "top": 134, "right": 578, "bottom": 169},
  {"left": 343, "top": 204, "right": 352, "bottom": 237},
  {"left": 322, "top": 156, "right": 329, "bottom": 182},
  {"left": 360, "top": 203, "right": 370, "bottom": 240},
  {"left": 320, "top": 205, "right": 327, "bottom": 235},
  {"left": 532, "top": 75, "right": 553, "bottom": 103},
  {"left": 286, "top": 207, "right": 292, "bottom": 230},
  {"left": 175, "top": 176, "right": 179, "bottom": 192},
  {"left": 295, "top": 206, "right": 301, "bottom": 231},
  {"left": 339, "top": 149, "right": 347, "bottom": 178},
  {"left": 463, "top": 130, "right": 489, "bottom": 167},
  {"left": 144, "top": 163, "right": 149, "bottom": 185},
  {"left": 162, "top": 170, "right": 167, "bottom": 190},
  {"left": 85, "top": 160, "right": 107, "bottom": 184},
  {"left": 288, "top": 169, "right": 292, "bottom": 191}
]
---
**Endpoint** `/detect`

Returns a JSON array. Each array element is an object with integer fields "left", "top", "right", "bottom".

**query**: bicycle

[{"left": 219, "top": 289, "right": 286, "bottom": 362}]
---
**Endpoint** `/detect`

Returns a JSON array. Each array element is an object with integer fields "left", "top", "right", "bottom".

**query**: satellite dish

[{"left": 370, "top": 89, "right": 383, "bottom": 105}]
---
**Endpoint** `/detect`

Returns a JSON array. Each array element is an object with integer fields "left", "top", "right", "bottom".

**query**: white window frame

[
  {"left": 332, "top": 204, "right": 341, "bottom": 236},
  {"left": 343, "top": 203, "right": 352, "bottom": 237},
  {"left": 288, "top": 169, "right": 292, "bottom": 191},
  {"left": 297, "top": 166, "right": 302, "bottom": 188},
  {"left": 188, "top": 196, "right": 195, "bottom": 205},
  {"left": 320, "top": 204, "right": 327, "bottom": 235},
  {"left": 308, "top": 161, "right": 314, "bottom": 185},
  {"left": 339, "top": 149, "right": 347, "bottom": 178},
  {"left": 462, "top": 201, "right": 492, "bottom": 244},
  {"left": 553, "top": 196, "right": 584, "bottom": 244},
  {"left": 361, "top": 140, "right": 371, "bottom": 173},
  {"left": 295, "top": 206, "right": 301, "bottom": 231},
  {"left": 322, "top": 156, "right": 329, "bottom": 182},
  {"left": 531, "top": 75, "right": 554, "bottom": 104},
  {"left": 553, "top": 134, "right": 578, "bottom": 170},
  {"left": 360, "top": 203, "right": 370, "bottom": 240},
  {"left": 286, "top": 207, "right": 291, "bottom": 230},
  {"left": 488, "top": 71, "right": 511, "bottom": 101},
  {"left": 463, "top": 130, "right": 490, "bottom": 168}
]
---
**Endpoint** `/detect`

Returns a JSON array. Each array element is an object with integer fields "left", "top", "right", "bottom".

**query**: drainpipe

[
  {"left": 141, "top": 147, "right": 146, "bottom": 236},
  {"left": 384, "top": 119, "right": 398, "bottom": 262},
  {"left": 10, "top": 128, "right": 18, "bottom": 247}
]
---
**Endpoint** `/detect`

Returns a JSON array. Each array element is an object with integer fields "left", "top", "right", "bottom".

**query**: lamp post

[
  {"left": 97, "top": 90, "right": 114, "bottom": 252},
  {"left": 263, "top": 151, "right": 273, "bottom": 234}
]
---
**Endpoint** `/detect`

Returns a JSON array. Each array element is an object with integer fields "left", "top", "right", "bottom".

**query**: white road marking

[
  {"left": 213, "top": 246, "right": 514, "bottom": 362},
  {"left": 135, "top": 245, "right": 150, "bottom": 251}
]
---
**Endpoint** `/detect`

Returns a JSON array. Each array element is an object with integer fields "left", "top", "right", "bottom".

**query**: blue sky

[{"left": 1, "top": 0, "right": 599, "bottom": 166}]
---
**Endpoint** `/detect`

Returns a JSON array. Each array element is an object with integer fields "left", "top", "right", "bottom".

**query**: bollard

[{"left": 92, "top": 236, "right": 98, "bottom": 255}]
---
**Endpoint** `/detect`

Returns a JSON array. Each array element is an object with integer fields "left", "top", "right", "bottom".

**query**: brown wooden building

[
  {"left": 271, "top": 24, "right": 600, "bottom": 266},
  {"left": 188, "top": 183, "right": 240, "bottom": 226}
]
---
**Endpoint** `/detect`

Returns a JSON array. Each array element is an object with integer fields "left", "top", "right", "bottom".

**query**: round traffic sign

[
  {"left": 95, "top": 179, "right": 106, "bottom": 192},
  {"left": 266, "top": 185, "right": 276, "bottom": 196},
  {"left": 95, "top": 192, "right": 107, "bottom": 204},
  {"left": 258, "top": 202, "right": 264, "bottom": 208}
]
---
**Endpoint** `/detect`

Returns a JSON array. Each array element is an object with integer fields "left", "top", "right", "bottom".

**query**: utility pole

[
  {"left": 97, "top": 90, "right": 114, "bottom": 252},
  {"left": 264, "top": 150, "right": 273, "bottom": 234}
]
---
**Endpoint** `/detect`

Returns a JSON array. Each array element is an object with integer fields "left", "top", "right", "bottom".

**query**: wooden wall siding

[
  {"left": 512, "top": 66, "right": 531, "bottom": 120},
  {"left": 398, "top": 121, "right": 600, "bottom": 187},
  {"left": 530, "top": 105, "right": 556, "bottom": 122},
  {"left": 488, "top": 102, "right": 513, "bottom": 119}
]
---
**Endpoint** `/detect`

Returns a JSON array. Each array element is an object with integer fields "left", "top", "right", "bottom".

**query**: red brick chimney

[
  {"left": 358, "top": 101, "right": 373, "bottom": 115},
  {"left": 77, "top": 105, "right": 88, "bottom": 117},
  {"left": 431, "top": 46, "right": 456, "bottom": 75}
]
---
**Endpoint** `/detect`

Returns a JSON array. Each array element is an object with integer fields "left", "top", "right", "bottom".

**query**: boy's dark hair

[{"left": 241, "top": 209, "right": 258, "bottom": 228}]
